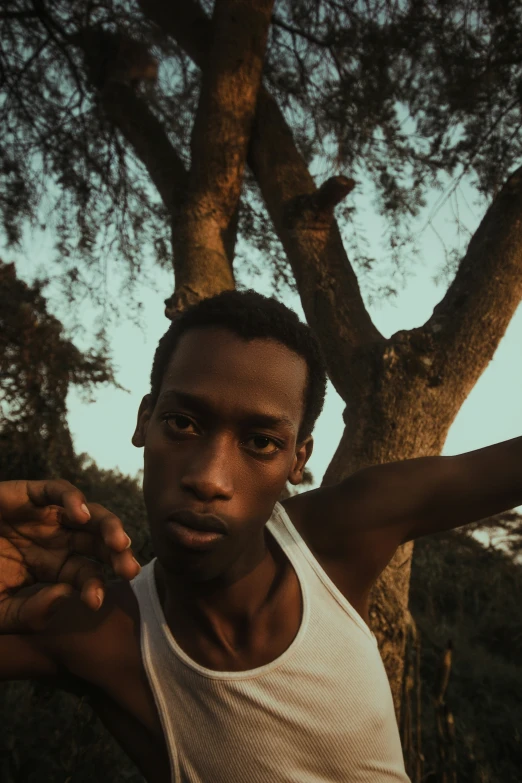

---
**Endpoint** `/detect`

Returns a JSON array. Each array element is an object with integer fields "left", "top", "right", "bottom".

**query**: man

[{"left": 0, "top": 289, "right": 520, "bottom": 783}]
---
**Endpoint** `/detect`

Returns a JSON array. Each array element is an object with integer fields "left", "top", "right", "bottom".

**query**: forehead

[{"left": 158, "top": 327, "right": 308, "bottom": 422}]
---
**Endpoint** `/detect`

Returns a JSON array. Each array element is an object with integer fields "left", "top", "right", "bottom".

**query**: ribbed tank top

[{"left": 130, "top": 501, "right": 410, "bottom": 783}]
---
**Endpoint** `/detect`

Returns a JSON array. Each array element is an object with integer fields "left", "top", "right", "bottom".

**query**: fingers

[
  {"left": 72, "top": 554, "right": 139, "bottom": 610},
  {"left": 71, "top": 503, "right": 141, "bottom": 582},
  {"left": 27, "top": 486, "right": 141, "bottom": 582},
  {"left": 1, "top": 480, "right": 141, "bottom": 606},
  {"left": 58, "top": 536, "right": 140, "bottom": 612},
  {"left": 0, "top": 584, "right": 74, "bottom": 633},
  {"left": 57, "top": 554, "right": 106, "bottom": 611},
  {"left": 70, "top": 530, "right": 141, "bottom": 582},
  {"left": 26, "top": 479, "right": 91, "bottom": 524},
  {"left": 3, "top": 482, "right": 135, "bottom": 568},
  {"left": 84, "top": 503, "right": 132, "bottom": 552},
  {"left": 58, "top": 545, "right": 139, "bottom": 610}
]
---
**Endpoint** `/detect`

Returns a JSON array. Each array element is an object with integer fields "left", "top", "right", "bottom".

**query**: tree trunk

[
  {"left": 164, "top": 0, "right": 275, "bottom": 316},
  {"left": 320, "top": 161, "right": 522, "bottom": 707},
  {"left": 321, "top": 335, "right": 458, "bottom": 715}
]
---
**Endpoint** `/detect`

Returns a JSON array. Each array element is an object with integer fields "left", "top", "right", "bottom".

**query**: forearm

[
  {"left": 313, "top": 437, "right": 522, "bottom": 547},
  {"left": 393, "top": 436, "right": 522, "bottom": 539},
  {"left": 432, "top": 435, "right": 522, "bottom": 521}
]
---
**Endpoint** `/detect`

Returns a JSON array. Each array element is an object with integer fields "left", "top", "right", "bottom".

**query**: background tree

[
  {"left": 0, "top": 259, "right": 153, "bottom": 782},
  {"left": 0, "top": 259, "right": 117, "bottom": 480},
  {"left": 2, "top": 0, "right": 522, "bottom": 721}
]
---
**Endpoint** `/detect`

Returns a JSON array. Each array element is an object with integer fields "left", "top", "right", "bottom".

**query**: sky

[{"left": 8, "top": 176, "right": 522, "bottom": 499}]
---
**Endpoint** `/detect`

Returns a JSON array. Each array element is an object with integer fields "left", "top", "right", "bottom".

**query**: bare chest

[{"left": 169, "top": 555, "right": 303, "bottom": 672}]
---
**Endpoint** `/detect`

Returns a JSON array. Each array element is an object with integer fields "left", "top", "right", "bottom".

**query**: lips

[
  {"left": 165, "top": 510, "right": 228, "bottom": 552},
  {"left": 166, "top": 510, "right": 228, "bottom": 535}
]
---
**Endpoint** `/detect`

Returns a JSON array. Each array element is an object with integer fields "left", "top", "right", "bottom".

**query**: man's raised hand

[{"left": 0, "top": 479, "right": 141, "bottom": 633}]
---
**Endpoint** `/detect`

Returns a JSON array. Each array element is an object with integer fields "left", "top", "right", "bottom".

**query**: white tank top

[{"left": 130, "top": 501, "right": 410, "bottom": 783}]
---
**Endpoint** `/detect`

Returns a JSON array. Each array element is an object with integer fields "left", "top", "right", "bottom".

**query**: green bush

[{"left": 409, "top": 530, "right": 522, "bottom": 782}]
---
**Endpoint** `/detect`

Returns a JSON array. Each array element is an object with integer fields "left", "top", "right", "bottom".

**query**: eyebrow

[{"left": 157, "top": 389, "right": 296, "bottom": 432}]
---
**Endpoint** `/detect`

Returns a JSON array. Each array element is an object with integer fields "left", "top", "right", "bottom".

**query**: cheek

[
  {"left": 247, "top": 469, "right": 291, "bottom": 516},
  {"left": 142, "top": 444, "right": 176, "bottom": 511},
  {"left": 143, "top": 433, "right": 186, "bottom": 479}
]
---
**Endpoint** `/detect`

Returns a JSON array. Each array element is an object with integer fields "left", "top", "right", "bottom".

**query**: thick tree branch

[
  {"left": 138, "top": 0, "right": 382, "bottom": 392},
  {"left": 425, "top": 165, "right": 522, "bottom": 405},
  {"left": 164, "top": 0, "right": 275, "bottom": 316},
  {"left": 249, "top": 91, "right": 382, "bottom": 392},
  {"left": 188, "top": 0, "right": 274, "bottom": 226},
  {"left": 72, "top": 24, "right": 236, "bottom": 314},
  {"left": 101, "top": 85, "right": 188, "bottom": 214},
  {"left": 72, "top": 28, "right": 188, "bottom": 215}
]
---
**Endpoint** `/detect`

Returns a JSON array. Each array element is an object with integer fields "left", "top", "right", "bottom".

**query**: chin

[{"left": 151, "top": 535, "right": 226, "bottom": 583}]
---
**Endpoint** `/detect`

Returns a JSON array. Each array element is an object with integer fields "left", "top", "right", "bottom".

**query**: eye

[
  {"left": 161, "top": 414, "right": 197, "bottom": 433},
  {"left": 245, "top": 435, "right": 281, "bottom": 455}
]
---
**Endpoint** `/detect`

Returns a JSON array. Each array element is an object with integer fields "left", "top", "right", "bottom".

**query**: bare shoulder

[
  {"left": 280, "top": 475, "right": 405, "bottom": 606},
  {"left": 280, "top": 471, "right": 375, "bottom": 556}
]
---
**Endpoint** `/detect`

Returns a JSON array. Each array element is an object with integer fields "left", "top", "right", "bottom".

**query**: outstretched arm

[
  {"left": 296, "top": 436, "right": 522, "bottom": 555},
  {"left": 358, "top": 436, "right": 522, "bottom": 542}
]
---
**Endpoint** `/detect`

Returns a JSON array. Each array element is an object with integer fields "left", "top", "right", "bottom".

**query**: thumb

[
  {"left": 14, "top": 585, "right": 75, "bottom": 632},
  {"left": 46, "top": 586, "right": 75, "bottom": 619}
]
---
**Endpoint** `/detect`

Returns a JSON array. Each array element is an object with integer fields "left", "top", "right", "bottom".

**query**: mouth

[
  {"left": 167, "top": 510, "right": 228, "bottom": 534},
  {"left": 165, "top": 510, "right": 228, "bottom": 551}
]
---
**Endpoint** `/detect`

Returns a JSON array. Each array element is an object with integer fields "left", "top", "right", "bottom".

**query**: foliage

[
  {"left": 1, "top": 1, "right": 522, "bottom": 311},
  {"left": 397, "top": 0, "right": 522, "bottom": 197},
  {"left": 0, "top": 678, "right": 146, "bottom": 783},
  {"left": 0, "top": 259, "right": 149, "bottom": 777},
  {"left": 0, "top": 259, "right": 120, "bottom": 481},
  {"left": 409, "top": 527, "right": 522, "bottom": 782},
  {"left": 458, "top": 509, "right": 522, "bottom": 559}
]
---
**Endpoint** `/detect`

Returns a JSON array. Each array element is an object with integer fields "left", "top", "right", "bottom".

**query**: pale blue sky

[{"left": 8, "top": 175, "right": 521, "bottom": 494}]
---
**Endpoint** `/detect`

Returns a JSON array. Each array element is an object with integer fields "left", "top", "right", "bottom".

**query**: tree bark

[
  {"left": 164, "top": 0, "right": 275, "bottom": 316},
  {"left": 73, "top": 9, "right": 277, "bottom": 319},
  {"left": 137, "top": 0, "right": 383, "bottom": 386}
]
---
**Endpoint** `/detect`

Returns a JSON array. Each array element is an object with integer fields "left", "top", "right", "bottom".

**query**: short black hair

[{"left": 149, "top": 289, "right": 328, "bottom": 443}]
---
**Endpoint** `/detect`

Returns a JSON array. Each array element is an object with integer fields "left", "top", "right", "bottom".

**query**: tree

[
  {"left": 2, "top": 0, "right": 522, "bottom": 717},
  {"left": 0, "top": 261, "right": 153, "bottom": 781},
  {"left": 409, "top": 527, "right": 522, "bottom": 782},
  {"left": 0, "top": 259, "right": 119, "bottom": 480}
]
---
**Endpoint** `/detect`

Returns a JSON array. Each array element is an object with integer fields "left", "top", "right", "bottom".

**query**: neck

[{"left": 155, "top": 529, "right": 282, "bottom": 651}]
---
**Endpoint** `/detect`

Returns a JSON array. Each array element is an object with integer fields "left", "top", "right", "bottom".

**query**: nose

[{"left": 180, "top": 434, "right": 234, "bottom": 502}]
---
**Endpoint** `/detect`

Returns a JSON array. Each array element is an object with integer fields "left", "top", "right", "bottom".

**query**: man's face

[{"left": 132, "top": 327, "right": 312, "bottom": 584}]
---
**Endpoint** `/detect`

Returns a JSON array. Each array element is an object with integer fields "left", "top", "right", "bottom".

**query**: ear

[
  {"left": 132, "top": 394, "right": 153, "bottom": 448},
  {"left": 288, "top": 436, "right": 313, "bottom": 486}
]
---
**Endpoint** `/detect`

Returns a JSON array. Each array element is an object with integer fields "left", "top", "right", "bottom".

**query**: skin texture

[{"left": 131, "top": 327, "right": 313, "bottom": 657}]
